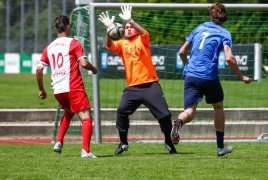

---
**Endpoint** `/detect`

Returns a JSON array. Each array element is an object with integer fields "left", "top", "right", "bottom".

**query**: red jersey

[{"left": 40, "top": 37, "right": 86, "bottom": 94}]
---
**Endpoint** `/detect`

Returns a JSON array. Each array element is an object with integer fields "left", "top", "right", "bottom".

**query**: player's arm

[
  {"left": 119, "top": 5, "right": 145, "bottom": 35},
  {"left": 79, "top": 57, "right": 97, "bottom": 74},
  {"left": 179, "top": 41, "right": 191, "bottom": 65},
  {"left": 98, "top": 12, "right": 122, "bottom": 53},
  {"left": 106, "top": 34, "right": 114, "bottom": 48},
  {"left": 98, "top": 11, "right": 116, "bottom": 47},
  {"left": 72, "top": 39, "right": 98, "bottom": 74},
  {"left": 129, "top": 21, "right": 145, "bottom": 35},
  {"left": 224, "top": 44, "right": 252, "bottom": 84},
  {"left": 36, "top": 62, "right": 47, "bottom": 99}
]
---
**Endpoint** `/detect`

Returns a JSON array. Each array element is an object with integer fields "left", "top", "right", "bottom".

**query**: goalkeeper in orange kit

[{"left": 98, "top": 5, "right": 177, "bottom": 155}]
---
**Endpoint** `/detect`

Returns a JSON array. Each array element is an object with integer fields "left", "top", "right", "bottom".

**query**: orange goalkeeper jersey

[{"left": 106, "top": 31, "right": 159, "bottom": 87}]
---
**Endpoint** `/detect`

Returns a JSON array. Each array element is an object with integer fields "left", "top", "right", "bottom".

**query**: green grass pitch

[
  {"left": 0, "top": 74, "right": 267, "bottom": 108},
  {"left": 0, "top": 143, "right": 267, "bottom": 180}
]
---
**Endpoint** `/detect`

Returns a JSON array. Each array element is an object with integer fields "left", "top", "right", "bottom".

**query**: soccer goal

[{"left": 52, "top": 3, "right": 268, "bottom": 144}]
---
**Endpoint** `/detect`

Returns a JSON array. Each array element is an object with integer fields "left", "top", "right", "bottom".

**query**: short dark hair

[
  {"left": 54, "top": 15, "right": 70, "bottom": 33},
  {"left": 208, "top": 2, "right": 228, "bottom": 25}
]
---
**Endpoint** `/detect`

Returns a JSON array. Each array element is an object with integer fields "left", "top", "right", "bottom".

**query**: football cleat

[
  {"left": 114, "top": 142, "right": 129, "bottom": 155},
  {"left": 81, "top": 149, "right": 97, "bottom": 158},
  {"left": 53, "top": 142, "right": 63, "bottom": 154},
  {"left": 171, "top": 119, "right": 182, "bottom": 145},
  {"left": 164, "top": 142, "right": 177, "bottom": 154},
  {"left": 217, "top": 145, "right": 233, "bottom": 157}
]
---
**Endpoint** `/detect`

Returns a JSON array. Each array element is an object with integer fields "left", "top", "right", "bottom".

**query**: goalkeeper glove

[
  {"left": 98, "top": 11, "right": 115, "bottom": 31},
  {"left": 119, "top": 4, "right": 133, "bottom": 23}
]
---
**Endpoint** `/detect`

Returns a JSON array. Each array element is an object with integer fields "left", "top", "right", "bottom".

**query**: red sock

[
  {"left": 82, "top": 118, "right": 93, "bottom": 153},
  {"left": 56, "top": 112, "right": 74, "bottom": 145}
]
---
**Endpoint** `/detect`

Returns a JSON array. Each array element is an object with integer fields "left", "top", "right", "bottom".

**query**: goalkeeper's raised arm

[
  {"left": 98, "top": 11, "right": 115, "bottom": 47},
  {"left": 119, "top": 4, "right": 145, "bottom": 35},
  {"left": 98, "top": 5, "right": 146, "bottom": 48}
]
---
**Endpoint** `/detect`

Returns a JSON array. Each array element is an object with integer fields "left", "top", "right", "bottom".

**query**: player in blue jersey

[{"left": 172, "top": 2, "right": 252, "bottom": 156}]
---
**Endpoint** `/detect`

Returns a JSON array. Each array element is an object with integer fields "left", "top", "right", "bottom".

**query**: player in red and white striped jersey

[{"left": 36, "top": 15, "right": 98, "bottom": 158}]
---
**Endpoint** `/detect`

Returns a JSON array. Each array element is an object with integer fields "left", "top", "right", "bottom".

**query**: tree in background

[{"left": 0, "top": 0, "right": 76, "bottom": 53}]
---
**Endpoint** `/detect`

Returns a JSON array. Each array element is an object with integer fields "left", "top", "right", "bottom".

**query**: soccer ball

[
  {"left": 107, "top": 23, "right": 125, "bottom": 41},
  {"left": 257, "top": 133, "right": 268, "bottom": 142}
]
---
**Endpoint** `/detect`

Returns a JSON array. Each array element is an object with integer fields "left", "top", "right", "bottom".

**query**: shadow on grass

[{"left": 146, "top": 151, "right": 195, "bottom": 155}]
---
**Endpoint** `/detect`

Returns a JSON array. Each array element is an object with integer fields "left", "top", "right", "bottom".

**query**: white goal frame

[{"left": 88, "top": 3, "right": 268, "bottom": 143}]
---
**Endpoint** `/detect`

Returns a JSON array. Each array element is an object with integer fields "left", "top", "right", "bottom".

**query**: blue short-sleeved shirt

[{"left": 183, "top": 22, "right": 232, "bottom": 80}]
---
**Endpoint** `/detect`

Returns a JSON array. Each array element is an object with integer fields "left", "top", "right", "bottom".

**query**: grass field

[
  {"left": 0, "top": 74, "right": 267, "bottom": 108},
  {"left": 0, "top": 143, "right": 267, "bottom": 180},
  {"left": 0, "top": 74, "right": 267, "bottom": 179},
  {"left": 0, "top": 74, "right": 57, "bottom": 108}
]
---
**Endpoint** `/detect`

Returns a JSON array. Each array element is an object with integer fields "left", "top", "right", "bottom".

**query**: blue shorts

[{"left": 184, "top": 76, "right": 224, "bottom": 109}]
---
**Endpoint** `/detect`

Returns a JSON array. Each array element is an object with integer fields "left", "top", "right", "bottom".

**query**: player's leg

[
  {"left": 212, "top": 102, "right": 224, "bottom": 132},
  {"left": 212, "top": 102, "right": 225, "bottom": 146},
  {"left": 53, "top": 93, "right": 74, "bottom": 154},
  {"left": 70, "top": 91, "right": 96, "bottom": 158},
  {"left": 212, "top": 101, "right": 232, "bottom": 156},
  {"left": 173, "top": 76, "right": 203, "bottom": 144},
  {"left": 54, "top": 110, "right": 74, "bottom": 153},
  {"left": 205, "top": 78, "right": 232, "bottom": 156},
  {"left": 142, "top": 82, "right": 177, "bottom": 154},
  {"left": 56, "top": 109, "right": 74, "bottom": 144},
  {"left": 77, "top": 109, "right": 96, "bottom": 158},
  {"left": 172, "top": 104, "right": 198, "bottom": 144},
  {"left": 115, "top": 86, "right": 141, "bottom": 155},
  {"left": 178, "top": 104, "right": 197, "bottom": 125}
]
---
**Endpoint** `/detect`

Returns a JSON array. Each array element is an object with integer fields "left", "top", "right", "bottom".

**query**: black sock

[
  {"left": 216, "top": 131, "right": 224, "bottom": 149},
  {"left": 179, "top": 119, "right": 184, "bottom": 127},
  {"left": 164, "top": 132, "right": 172, "bottom": 145},
  {"left": 119, "top": 129, "right": 128, "bottom": 144}
]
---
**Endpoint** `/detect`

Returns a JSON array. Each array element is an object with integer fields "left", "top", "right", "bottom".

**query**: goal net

[{"left": 53, "top": 3, "right": 268, "bottom": 144}]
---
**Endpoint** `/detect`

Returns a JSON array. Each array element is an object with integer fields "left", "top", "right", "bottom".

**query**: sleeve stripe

[{"left": 77, "top": 56, "right": 87, "bottom": 61}]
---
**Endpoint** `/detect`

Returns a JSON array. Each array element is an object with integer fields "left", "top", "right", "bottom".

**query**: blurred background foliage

[
  {"left": 120, "top": 0, "right": 266, "bottom": 3},
  {"left": 0, "top": 0, "right": 268, "bottom": 65}
]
